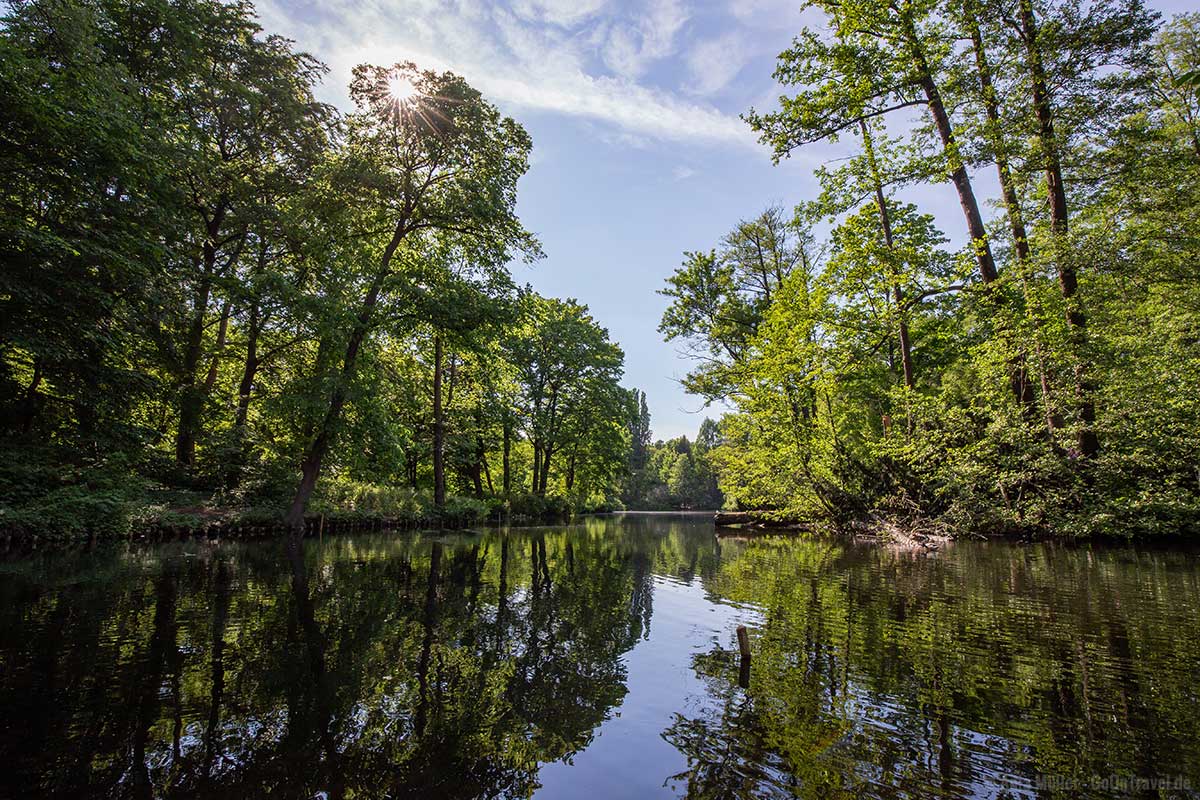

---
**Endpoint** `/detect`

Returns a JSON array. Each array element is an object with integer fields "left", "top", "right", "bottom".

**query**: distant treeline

[{"left": 619, "top": 391, "right": 723, "bottom": 511}]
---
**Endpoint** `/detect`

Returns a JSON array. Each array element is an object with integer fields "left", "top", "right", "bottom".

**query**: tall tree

[
  {"left": 506, "top": 295, "right": 624, "bottom": 497},
  {"left": 284, "top": 63, "right": 538, "bottom": 531},
  {"left": 746, "top": 2, "right": 998, "bottom": 285}
]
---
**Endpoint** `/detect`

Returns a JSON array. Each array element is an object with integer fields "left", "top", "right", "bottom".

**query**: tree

[
  {"left": 162, "top": 2, "right": 330, "bottom": 471},
  {"left": 284, "top": 62, "right": 539, "bottom": 530},
  {"left": 659, "top": 207, "right": 815, "bottom": 402},
  {"left": 746, "top": 1, "right": 999, "bottom": 285},
  {"left": 505, "top": 294, "right": 624, "bottom": 497}
]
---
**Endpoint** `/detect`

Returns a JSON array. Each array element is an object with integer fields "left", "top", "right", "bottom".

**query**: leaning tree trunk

[
  {"left": 899, "top": 10, "right": 1051, "bottom": 421},
  {"left": 965, "top": 3, "right": 1057, "bottom": 432},
  {"left": 1019, "top": 0, "right": 1099, "bottom": 459},
  {"left": 899, "top": 15, "right": 998, "bottom": 285},
  {"left": 284, "top": 226, "right": 404, "bottom": 533}
]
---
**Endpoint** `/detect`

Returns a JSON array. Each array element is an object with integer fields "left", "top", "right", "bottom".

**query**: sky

[{"left": 259, "top": 0, "right": 1191, "bottom": 441}]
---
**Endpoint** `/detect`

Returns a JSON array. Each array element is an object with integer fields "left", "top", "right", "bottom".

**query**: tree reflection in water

[
  {"left": 0, "top": 518, "right": 1198, "bottom": 799},
  {"left": 664, "top": 536, "right": 1200, "bottom": 799}
]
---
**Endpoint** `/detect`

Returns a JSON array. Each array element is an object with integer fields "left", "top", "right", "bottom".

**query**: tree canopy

[
  {"left": 666, "top": 4, "right": 1200, "bottom": 536},
  {"left": 0, "top": 0, "right": 636, "bottom": 538}
]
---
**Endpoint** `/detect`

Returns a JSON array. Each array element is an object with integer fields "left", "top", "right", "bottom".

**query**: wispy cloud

[
  {"left": 257, "top": 0, "right": 766, "bottom": 148},
  {"left": 672, "top": 165, "right": 698, "bottom": 180},
  {"left": 601, "top": 0, "right": 689, "bottom": 78},
  {"left": 512, "top": 0, "right": 611, "bottom": 27},
  {"left": 684, "top": 31, "right": 752, "bottom": 96}
]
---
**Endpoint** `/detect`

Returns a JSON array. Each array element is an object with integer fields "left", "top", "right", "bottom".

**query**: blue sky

[{"left": 260, "top": 0, "right": 1191, "bottom": 441}]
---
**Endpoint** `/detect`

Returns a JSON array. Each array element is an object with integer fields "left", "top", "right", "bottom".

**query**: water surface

[{"left": 1, "top": 515, "right": 1197, "bottom": 798}]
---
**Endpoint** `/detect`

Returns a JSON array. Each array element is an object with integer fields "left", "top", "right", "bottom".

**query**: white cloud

[
  {"left": 512, "top": 0, "right": 611, "bottom": 27},
  {"left": 672, "top": 165, "right": 697, "bottom": 180},
  {"left": 728, "top": 0, "right": 798, "bottom": 24},
  {"left": 601, "top": 0, "right": 689, "bottom": 78},
  {"left": 256, "top": 0, "right": 757, "bottom": 148},
  {"left": 685, "top": 31, "right": 752, "bottom": 95}
]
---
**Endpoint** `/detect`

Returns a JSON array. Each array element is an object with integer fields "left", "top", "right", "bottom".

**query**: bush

[
  {"left": 501, "top": 492, "right": 573, "bottom": 523},
  {"left": 313, "top": 480, "right": 428, "bottom": 517},
  {"left": 437, "top": 496, "right": 489, "bottom": 528},
  {"left": 0, "top": 447, "right": 156, "bottom": 539},
  {"left": 1, "top": 484, "right": 139, "bottom": 540}
]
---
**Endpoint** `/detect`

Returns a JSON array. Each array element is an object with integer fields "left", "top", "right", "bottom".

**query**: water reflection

[{"left": 0, "top": 518, "right": 1197, "bottom": 799}]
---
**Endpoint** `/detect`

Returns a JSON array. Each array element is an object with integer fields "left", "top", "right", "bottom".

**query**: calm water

[{"left": 1, "top": 515, "right": 1198, "bottom": 799}]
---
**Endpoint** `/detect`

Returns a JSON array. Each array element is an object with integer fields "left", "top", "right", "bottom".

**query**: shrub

[{"left": 437, "top": 496, "right": 489, "bottom": 528}]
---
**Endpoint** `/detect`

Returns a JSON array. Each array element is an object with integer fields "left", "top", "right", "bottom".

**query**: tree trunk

[
  {"left": 471, "top": 403, "right": 486, "bottom": 499},
  {"left": 285, "top": 225, "right": 404, "bottom": 533},
  {"left": 965, "top": 5, "right": 1059, "bottom": 432},
  {"left": 531, "top": 441, "right": 541, "bottom": 495},
  {"left": 860, "top": 120, "right": 914, "bottom": 390},
  {"left": 502, "top": 415, "right": 512, "bottom": 498},
  {"left": 432, "top": 334, "right": 446, "bottom": 507},
  {"left": 471, "top": 444, "right": 484, "bottom": 499},
  {"left": 176, "top": 206, "right": 228, "bottom": 468},
  {"left": 202, "top": 299, "right": 231, "bottom": 394},
  {"left": 18, "top": 360, "right": 42, "bottom": 433},
  {"left": 538, "top": 445, "right": 553, "bottom": 496},
  {"left": 920, "top": 75, "right": 997, "bottom": 285},
  {"left": 227, "top": 306, "right": 260, "bottom": 487},
  {"left": 407, "top": 451, "right": 419, "bottom": 490},
  {"left": 1018, "top": 0, "right": 1098, "bottom": 458},
  {"left": 482, "top": 451, "right": 495, "bottom": 495},
  {"left": 899, "top": 15, "right": 998, "bottom": 285}
]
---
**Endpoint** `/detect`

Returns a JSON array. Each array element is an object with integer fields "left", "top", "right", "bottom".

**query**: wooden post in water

[{"left": 736, "top": 625, "right": 752, "bottom": 689}]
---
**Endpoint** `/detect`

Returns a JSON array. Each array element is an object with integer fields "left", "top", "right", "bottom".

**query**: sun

[{"left": 387, "top": 75, "right": 419, "bottom": 104}]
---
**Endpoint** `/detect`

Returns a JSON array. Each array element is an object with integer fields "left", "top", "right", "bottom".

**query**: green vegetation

[
  {"left": 0, "top": 0, "right": 635, "bottom": 538},
  {"left": 2, "top": 0, "right": 1196, "bottom": 541},
  {"left": 620, "top": 395, "right": 723, "bottom": 510},
  {"left": 663, "top": 5, "right": 1200, "bottom": 537}
]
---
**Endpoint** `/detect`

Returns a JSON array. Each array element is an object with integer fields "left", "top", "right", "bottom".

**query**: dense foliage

[
  {"left": 663, "top": 3, "right": 1200, "bottom": 537},
  {"left": 620, "top": 396, "right": 723, "bottom": 510},
  {"left": 0, "top": 0, "right": 634, "bottom": 537}
]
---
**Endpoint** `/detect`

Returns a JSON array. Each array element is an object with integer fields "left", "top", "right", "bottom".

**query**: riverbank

[
  {"left": 712, "top": 505, "right": 1200, "bottom": 546},
  {"left": 0, "top": 482, "right": 588, "bottom": 543}
]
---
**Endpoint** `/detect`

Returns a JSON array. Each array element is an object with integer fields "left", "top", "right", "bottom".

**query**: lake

[{"left": 1, "top": 514, "right": 1197, "bottom": 798}]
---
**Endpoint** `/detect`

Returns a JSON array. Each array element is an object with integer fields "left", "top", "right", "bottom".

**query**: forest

[
  {"left": 0, "top": 0, "right": 658, "bottom": 538},
  {"left": 2, "top": 0, "right": 1198, "bottom": 541},
  {"left": 4, "top": 2, "right": 1200, "bottom": 795},
  {"left": 661, "top": 3, "right": 1200, "bottom": 537}
]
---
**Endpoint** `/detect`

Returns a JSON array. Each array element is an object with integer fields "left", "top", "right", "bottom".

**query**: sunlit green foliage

[
  {"left": 666, "top": 5, "right": 1200, "bottom": 537},
  {"left": 0, "top": 0, "right": 633, "bottom": 537}
]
